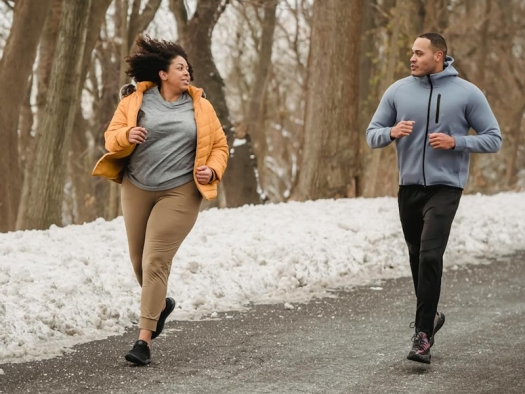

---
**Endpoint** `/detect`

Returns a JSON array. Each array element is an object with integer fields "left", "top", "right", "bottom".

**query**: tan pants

[{"left": 121, "top": 177, "right": 202, "bottom": 331}]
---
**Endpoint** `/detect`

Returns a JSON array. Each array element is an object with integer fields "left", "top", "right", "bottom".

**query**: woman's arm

[{"left": 104, "top": 98, "right": 134, "bottom": 153}]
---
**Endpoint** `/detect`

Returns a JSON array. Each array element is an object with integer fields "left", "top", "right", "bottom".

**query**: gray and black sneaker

[
  {"left": 407, "top": 331, "right": 431, "bottom": 364},
  {"left": 125, "top": 340, "right": 151, "bottom": 366},
  {"left": 152, "top": 297, "right": 176, "bottom": 340},
  {"left": 430, "top": 312, "right": 445, "bottom": 347}
]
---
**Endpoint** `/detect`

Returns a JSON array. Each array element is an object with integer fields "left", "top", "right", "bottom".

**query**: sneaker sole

[
  {"left": 125, "top": 353, "right": 151, "bottom": 366},
  {"left": 152, "top": 297, "right": 176, "bottom": 340},
  {"left": 429, "top": 312, "right": 446, "bottom": 347},
  {"left": 407, "top": 352, "right": 431, "bottom": 364}
]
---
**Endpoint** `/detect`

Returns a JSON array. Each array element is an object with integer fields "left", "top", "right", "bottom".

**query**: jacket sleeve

[
  {"left": 104, "top": 97, "right": 133, "bottom": 153},
  {"left": 366, "top": 85, "right": 397, "bottom": 149},
  {"left": 205, "top": 105, "right": 229, "bottom": 182},
  {"left": 453, "top": 87, "right": 502, "bottom": 153}
]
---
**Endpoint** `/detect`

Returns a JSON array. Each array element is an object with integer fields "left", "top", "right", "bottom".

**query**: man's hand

[
  {"left": 196, "top": 166, "right": 213, "bottom": 184},
  {"left": 429, "top": 133, "right": 455, "bottom": 150},
  {"left": 128, "top": 127, "right": 148, "bottom": 144},
  {"left": 390, "top": 121, "right": 415, "bottom": 139}
]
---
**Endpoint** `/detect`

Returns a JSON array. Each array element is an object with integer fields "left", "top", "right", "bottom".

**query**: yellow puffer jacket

[{"left": 92, "top": 82, "right": 229, "bottom": 200}]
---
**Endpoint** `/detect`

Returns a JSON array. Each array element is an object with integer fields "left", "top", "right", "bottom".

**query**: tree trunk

[
  {"left": 105, "top": 0, "right": 131, "bottom": 221},
  {"left": 170, "top": 0, "right": 260, "bottom": 208},
  {"left": 245, "top": 0, "right": 278, "bottom": 200},
  {"left": 15, "top": 77, "right": 35, "bottom": 229},
  {"left": 16, "top": 0, "right": 62, "bottom": 230},
  {"left": 362, "top": 1, "right": 401, "bottom": 198},
  {"left": 465, "top": 0, "right": 491, "bottom": 192},
  {"left": 363, "top": 0, "right": 425, "bottom": 197},
  {"left": 295, "top": 0, "right": 363, "bottom": 200},
  {"left": 506, "top": 105, "right": 524, "bottom": 188},
  {"left": 357, "top": 0, "right": 377, "bottom": 196},
  {"left": 23, "top": 0, "right": 92, "bottom": 230},
  {"left": 0, "top": 0, "right": 52, "bottom": 232},
  {"left": 127, "top": 0, "right": 163, "bottom": 53},
  {"left": 171, "top": 0, "right": 230, "bottom": 132},
  {"left": 68, "top": 0, "right": 113, "bottom": 224},
  {"left": 422, "top": 0, "right": 450, "bottom": 32}
]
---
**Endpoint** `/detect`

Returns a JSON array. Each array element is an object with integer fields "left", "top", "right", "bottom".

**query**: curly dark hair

[{"left": 125, "top": 35, "right": 194, "bottom": 85}]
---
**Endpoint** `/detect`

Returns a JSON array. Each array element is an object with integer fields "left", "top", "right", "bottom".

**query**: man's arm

[
  {"left": 366, "top": 86, "right": 398, "bottom": 149},
  {"left": 453, "top": 87, "right": 502, "bottom": 153}
]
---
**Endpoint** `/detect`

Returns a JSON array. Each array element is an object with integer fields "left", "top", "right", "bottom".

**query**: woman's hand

[
  {"left": 128, "top": 127, "right": 148, "bottom": 144},
  {"left": 196, "top": 166, "right": 214, "bottom": 184}
]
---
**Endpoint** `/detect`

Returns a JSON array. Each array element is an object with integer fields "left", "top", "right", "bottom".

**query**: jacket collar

[
  {"left": 136, "top": 81, "right": 204, "bottom": 102},
  {"left": 187, "top": 85, "right": 204, "bottom": 103},
  {"left": 136, "top": 81, "right": 156, "bottom": 93},
  {"left": 413, "top": 56, "right": 458, "bottom": 88}
]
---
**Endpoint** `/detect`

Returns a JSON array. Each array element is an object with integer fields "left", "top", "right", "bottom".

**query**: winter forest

[{"left": 0, "top": 0, "right": 524, "bottom": 233}]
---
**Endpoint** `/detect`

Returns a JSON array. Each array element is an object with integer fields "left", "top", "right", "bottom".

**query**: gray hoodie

[{"left": 366, "top": 56, "right": 502, "bottom": 189}]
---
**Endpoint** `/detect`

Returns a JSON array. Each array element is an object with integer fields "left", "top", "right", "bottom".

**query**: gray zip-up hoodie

[{"left": 366, "top": 56, "right": 502, "bottom": 189}]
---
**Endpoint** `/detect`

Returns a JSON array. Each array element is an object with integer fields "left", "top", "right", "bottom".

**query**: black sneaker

[
  {"left": 407, "top": 331, "right": 431, "bottom": 364},
  {"left": 151, "top": 297, "right": 176, "bottom": 340},
  {"left": 125, "top": 340, "right": 151, "bottom": 366},
  {"left": 430, "top": 312, "right": 445, "bottom": 347}
]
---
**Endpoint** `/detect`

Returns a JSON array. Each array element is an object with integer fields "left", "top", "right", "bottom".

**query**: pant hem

[{"left": 139, "top": 317, "right": 157, "bottom": 332}]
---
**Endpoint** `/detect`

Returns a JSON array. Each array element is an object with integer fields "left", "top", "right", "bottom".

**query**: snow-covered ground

[{"left": 1, "top": 192, "right": 524, "bottom": 364}]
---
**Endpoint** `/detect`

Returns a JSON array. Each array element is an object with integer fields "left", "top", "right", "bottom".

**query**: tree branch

[
  {"left": 127, "top": 0, "right": 162, "bottom": 51},
  {"left": 2, "top": 0, "right": 14, "bottom": 11},
  {"left": 137, "top": 0, "right": 163, "bottom": 32},
  {"left": 169, "top": 0, "right": 189, "bottom": 33}
]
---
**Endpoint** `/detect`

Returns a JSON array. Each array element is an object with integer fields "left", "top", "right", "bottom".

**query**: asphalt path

[{"left": 1, "top": 251, "right": 524, "bottom": 394}]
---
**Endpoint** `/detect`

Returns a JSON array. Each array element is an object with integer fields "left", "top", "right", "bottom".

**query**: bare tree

[
  {"left": 361, "top": 0, "right": 425, "bottom": 198},
  {"left": 23, "top": 0, "right": 92, "bottom": 230},
  {"left": 447, "top": 0, "right": 523, "bottom": 193},
  {"left": 294, "top": 0, "right": 363, "bottom": 200},
  {"left": 220, "top": 0, "right": 307, "bottom": 202},
  {"left": 102, "top": 0, "right": 131, "bottom": 221},
  {"left": 170, "top": 0, "right": 261, "bottom": 207},
  {"left": 243, "top": 0, "right": 278, "bottom": 201},
  {"left": 16, "top": 0, "right": 113, "bottom": 228},
  {"left": 67, "top": 0, "right": 113, "bottom": 224},
  {"left": 0, "top": 0, "right": 52, "bottom": 232},
  {"left": 62, "top": 0, "right": 159, "bottom": 224},
  {"left": 127, "top": 0, "right": 163, "bottom": 53},
  {"left": 488, "top": 1, "right": 525, "bottom": 190},
  {"left": 170, "top": 0, "right": 230, "bottom": 127},
  {"left": 357, "top": 0, "right": 377, "bottom": 196},
  {"left": 260, "top": 0, "right": 312, "bottom": 201},
  {"left": 446, "top": 0, "right": 492, "bottom": 192},
  {"left": 16, "top": 0, "right": 62, "bottom": 229},
  {"left": 422, "top": 0, "right": 451, "bottom": 32}
]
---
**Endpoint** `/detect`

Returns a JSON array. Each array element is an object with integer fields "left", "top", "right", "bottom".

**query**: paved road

[{"left": 1, "top": 251, "right": 524, "bottom": 394}]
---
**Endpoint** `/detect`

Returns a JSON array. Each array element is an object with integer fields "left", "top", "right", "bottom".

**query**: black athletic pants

[{"left": 398, "top": 185, "right": 462, "bottom": 337}]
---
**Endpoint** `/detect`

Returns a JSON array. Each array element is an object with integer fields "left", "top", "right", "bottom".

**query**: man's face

[{"left": 410, "top": 38, "right": 443, "bottom": 77}]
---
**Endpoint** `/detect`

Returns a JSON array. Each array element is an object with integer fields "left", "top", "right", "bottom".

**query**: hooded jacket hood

[{"left": 412, "top": 56, "right": 458, "bottom": 88}]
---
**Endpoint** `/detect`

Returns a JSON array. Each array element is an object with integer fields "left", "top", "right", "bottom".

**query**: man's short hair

[{"left": 419, "top": 32, "right": 447, "bottom": 58}]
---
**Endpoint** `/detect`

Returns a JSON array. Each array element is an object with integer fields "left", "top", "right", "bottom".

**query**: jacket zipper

[
  {"left": 423, "top": 76, "right": 434, "bottom": 186},
  {"left": 435, "top": 94, "right": 441, "bottom": 123}
]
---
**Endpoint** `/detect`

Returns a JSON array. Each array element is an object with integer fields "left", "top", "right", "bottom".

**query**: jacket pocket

[{"left": 435, "top": 94, "right": 441, "bottom": 124}]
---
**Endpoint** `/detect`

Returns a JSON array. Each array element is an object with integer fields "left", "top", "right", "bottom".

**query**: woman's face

[{"left": 159, "top": 56, "right": 190, "bottom": 92}]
